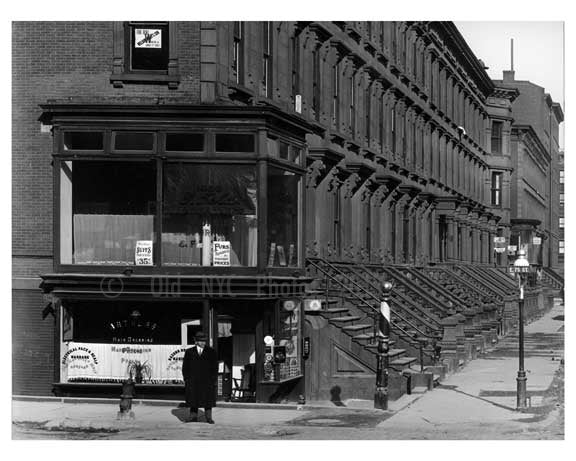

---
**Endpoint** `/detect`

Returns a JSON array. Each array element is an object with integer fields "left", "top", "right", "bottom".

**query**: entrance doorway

[{"left": 213, "top": 300, "right": 269, "bottom": 402}]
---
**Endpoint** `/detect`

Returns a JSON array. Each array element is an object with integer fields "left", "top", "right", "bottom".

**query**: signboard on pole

[
  {"left": 532, "top": 237, "right": 542, "bottom": 245},
  {"left": 493, "top": 236, "right": 506, "bottom": 244}
]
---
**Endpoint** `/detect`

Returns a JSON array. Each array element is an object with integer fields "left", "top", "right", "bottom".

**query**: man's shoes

[
  {"left": 205, "top": 409, "right": 214, "bottom": 424},
  {"left": 206, "top": 418, "right": 215, "bottom": 424}
]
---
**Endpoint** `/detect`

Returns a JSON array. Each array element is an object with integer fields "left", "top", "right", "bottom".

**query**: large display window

[
  {"left": 56, "top": 127, "right": 304, "bottom": 270},
  {"left": 60, "top": 300, "right": 205, "bottom": 384},
  {"left": 267, "top": 166, "right": 301, "bottom": 267},
  {"left": 60, "top": 161, "right": 156, "bottom": 265},
  {"left": 162, "top": 163, "right": 257, "bottom": 267}
]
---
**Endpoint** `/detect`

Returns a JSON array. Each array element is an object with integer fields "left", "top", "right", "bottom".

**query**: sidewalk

[{"left": 375, "top": 301, "right": 565, "bottom": 439}]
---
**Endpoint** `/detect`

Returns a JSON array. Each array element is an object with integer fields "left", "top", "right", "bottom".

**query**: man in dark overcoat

[{"left": 182, "top": 331, "right": 218, "bottom": 423}]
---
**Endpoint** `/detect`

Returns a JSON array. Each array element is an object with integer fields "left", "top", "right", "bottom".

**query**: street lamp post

[
  {"left": 512, "top": 249, "right": 530, "bottom": 410},
  {"left": 375, "top": 281, "right": 393, "bottom": 410}
]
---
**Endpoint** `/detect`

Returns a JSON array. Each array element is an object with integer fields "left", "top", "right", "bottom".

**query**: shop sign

[
  {"left": 135, "top": 29, "right": 162, "bottom": 48},
  {"left": 507, "top": 245, "right": 517, "bottom": 252},
  {"left": 494, "top": 247, "right": 506, "bottom": 253},
  {"left": 61, "top": 342, "right": 186, "bottom": 383},
  {"left": 135, "top": 241, "right": 153, "bottom": 266},
  {"left": 532, "top": 237, "right": 542, "bottom": 245},
  {"left": 212, "top": 241, "right": 231, "bottom": 266},
  {"left": 493, "top": 237, "right": 506, "bottom": 244}
]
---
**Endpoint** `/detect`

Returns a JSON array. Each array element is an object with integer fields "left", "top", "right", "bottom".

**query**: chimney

[
  {"left": 503, "top": 70, "right": 515, "bottom": 83},
  {"left": 503, "top": 38, "right": 516, "bottom": 83}
]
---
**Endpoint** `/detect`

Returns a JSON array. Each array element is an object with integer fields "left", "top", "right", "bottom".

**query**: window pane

[
  {"left": 491, "top": 121, "right": 503, "bottom": 154},
  {"left": 215, "top": 134, "right": 255, "bottom": 152},
  {"left": 69, "top": 161, "right": 156, "bottom": 265},
  {"left": 162, "top": 164, "right": 257, "bottom": 267},
  {"left": 130, "top": 24, "right": 169, "bottom": 71},
  {"left": 114, "top": 132, "right": 155, "bottom": 151},
  {"left": 279, "top": 141, "right": 289, "bottom": 160},
  {"left": 291, "top": 147, "right": 302, "bottom": 165},
  {"left": 266, "top": 137, "right": 278, "bottom": 157},
  {"left": 64, "top": 132, "right": 103, "bottom": 151},
  {"left": 267, "top": 166, "right": 301, "bottom": 267},
  {"left": 166, "top": 133, "right": 204, "bottom": 152}
]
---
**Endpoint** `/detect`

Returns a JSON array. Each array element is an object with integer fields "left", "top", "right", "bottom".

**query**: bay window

[{"left": 56, "top": 127, "right": 304, "bottom": 271}]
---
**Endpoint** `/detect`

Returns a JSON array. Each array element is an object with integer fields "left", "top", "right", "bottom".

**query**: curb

[{"left": 13, "top": 395, "right": 388, "bottom": 412}]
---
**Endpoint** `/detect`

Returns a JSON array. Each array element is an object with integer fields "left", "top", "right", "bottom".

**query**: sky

[{"left": 455, "top": 21, "right": 565, "bottom": 147}]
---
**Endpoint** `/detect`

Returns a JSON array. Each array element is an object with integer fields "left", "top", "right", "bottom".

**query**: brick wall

[
  {"left": 12, "top": 21, "right": 202, "bottom": 256},
  {"left": 12, "top": 22, "right": 202, "bottom": 395},
  {"left": 12, "top": 290, "right": 56, "bottom": 395}
]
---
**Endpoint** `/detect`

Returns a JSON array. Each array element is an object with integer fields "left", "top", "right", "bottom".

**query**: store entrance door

[{"left": 213, "top": 301, "right": 267, "bottom": 402}]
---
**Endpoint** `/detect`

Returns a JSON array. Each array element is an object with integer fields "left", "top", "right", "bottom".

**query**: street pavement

[{"left": 12, "top": 301, "right": 564, "bottom": 440}]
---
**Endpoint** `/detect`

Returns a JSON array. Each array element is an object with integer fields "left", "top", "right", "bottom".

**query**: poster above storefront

[
  {"left": 532, "top": 237, "right": 542, "bottom": 245},
  {"left": 135, "top": 240, "right": 153, "bottom": 266},
  {"left": 135, "top": 29, "right": 162, "bottom": 48},
  {"left": 493, "top": 237, "right": 506, "bottom": 244}
]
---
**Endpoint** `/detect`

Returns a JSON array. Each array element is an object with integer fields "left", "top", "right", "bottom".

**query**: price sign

[
  {"left": 135, "top": 241, "right": 153, "bottom": 266},
  {"left": 212, "top": 241, "right": 231, "bottom": 266}
]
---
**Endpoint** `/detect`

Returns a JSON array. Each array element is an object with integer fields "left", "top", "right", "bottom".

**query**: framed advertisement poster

[{"left": 134, "top": 29, "right": 162, "bottom": 49}]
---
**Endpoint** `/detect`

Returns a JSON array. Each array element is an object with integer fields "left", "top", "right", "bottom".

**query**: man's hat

[{"left": 194, "top": 331, "right": 208, "bottom": 341}]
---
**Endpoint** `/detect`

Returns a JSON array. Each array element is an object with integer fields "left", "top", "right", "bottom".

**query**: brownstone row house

[{"left": 12, "top": 21, "right": 563, "bottom": 402}]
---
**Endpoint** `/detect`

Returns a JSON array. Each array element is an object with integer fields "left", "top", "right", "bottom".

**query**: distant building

[{"left": 493, "top": 70, "right": 564, "bottom": 273}]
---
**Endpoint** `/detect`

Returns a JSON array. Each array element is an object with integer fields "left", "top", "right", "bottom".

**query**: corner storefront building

[
  {"left": 13, "top": 21, "right": 562, "bottom": 403},
  {"left": 38, "top": 103, "right": 314, "bottom": 402}
]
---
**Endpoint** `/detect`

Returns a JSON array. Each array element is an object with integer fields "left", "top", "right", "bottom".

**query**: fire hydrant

[{"left": 118, "top": 377, "right": 136, "bottom": 419}]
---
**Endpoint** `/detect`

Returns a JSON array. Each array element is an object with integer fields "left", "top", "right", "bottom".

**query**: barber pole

[{"left": 375, "top": 281, "right": 393, "bottom": 410}]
